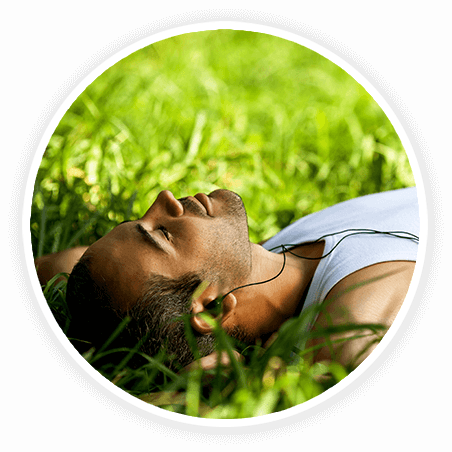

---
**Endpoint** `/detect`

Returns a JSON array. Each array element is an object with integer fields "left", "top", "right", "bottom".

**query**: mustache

[{"left": 177, "top": 196, "right": 208, "bottom": 217}]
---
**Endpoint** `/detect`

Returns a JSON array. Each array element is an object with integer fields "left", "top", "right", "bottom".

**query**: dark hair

[
  {"left": 66, "top": 257, "right": 215, "bottom": 369},
  {"left": 66, "top": 257, "right": 126, "bottom": 354}
]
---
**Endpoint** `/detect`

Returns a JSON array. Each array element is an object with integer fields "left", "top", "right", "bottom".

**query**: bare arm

[
  {"left": 307, "top": 260, "right": 415, "bottom": 368},
  {"left": 34, "top": 246, "right": 89, "bottom": 286}
]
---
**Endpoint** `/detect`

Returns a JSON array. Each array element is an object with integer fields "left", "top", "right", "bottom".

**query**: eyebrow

[{"left": 135, "top": 223, "right": 166, "bottom": 252}]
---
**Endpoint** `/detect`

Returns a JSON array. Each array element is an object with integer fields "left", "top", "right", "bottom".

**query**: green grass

[
  {"left": 43, "top": 274, "right": 386, "bottom": 418},
  {"left": 31, "top": 30, "right": 414, "bottom": 418}
]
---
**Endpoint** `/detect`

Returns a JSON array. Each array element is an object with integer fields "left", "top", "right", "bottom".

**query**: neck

[{"left": 228, "top": 242, "right": 324, "bottom": 340}]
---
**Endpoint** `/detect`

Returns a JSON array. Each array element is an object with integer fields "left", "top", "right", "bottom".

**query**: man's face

[{"left": 85, "top": 189, "right": 252, "bottom": 313}]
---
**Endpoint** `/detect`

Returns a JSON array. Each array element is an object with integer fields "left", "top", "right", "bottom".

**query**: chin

[{"left": 209, "top": 188, "right": 241, "bottom": 199}]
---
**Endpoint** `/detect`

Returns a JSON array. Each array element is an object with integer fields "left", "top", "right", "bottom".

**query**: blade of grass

[{"left": 201, "top": 313, "right": 248, "bottom": 389}]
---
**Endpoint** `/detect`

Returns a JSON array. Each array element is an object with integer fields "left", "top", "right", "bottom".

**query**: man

[{"left": 35, "top": 187, "right": 419, "bottom": 370}]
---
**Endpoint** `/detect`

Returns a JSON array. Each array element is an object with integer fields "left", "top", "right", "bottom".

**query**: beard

[
  {"left": 129, "top": 272, "right": 216, "bottom": 369},
  {"left": 135, "top": 307, "right": 254, "bottom": 371},
  {"left": 130, "top": 273, "right": 255, "bottom": 370}
]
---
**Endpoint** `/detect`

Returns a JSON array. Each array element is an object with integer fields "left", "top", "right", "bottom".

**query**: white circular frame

[{"left": 22, "top": 20, "right": 428, "bottom": 430}]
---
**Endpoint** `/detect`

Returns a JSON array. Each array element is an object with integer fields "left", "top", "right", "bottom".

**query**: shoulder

[
  {"left": 307, "top": 260, "right": 415, "bottom": 367},
  {"left": 325, "top": 260, "right": 415, "bottom": 324},
  {"left": 35, "top": 246, "right": 89, "bottom": 285}
]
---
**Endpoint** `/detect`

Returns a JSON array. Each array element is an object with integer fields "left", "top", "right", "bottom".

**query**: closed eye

[
  {"left": 157, "top": 225, "right": 170, "bottom": 241},
  {"left": 135, "top": 224, "right": 166, "bottom": 252}
]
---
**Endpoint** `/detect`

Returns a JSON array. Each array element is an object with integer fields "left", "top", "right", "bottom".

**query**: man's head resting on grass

[{"left": 66, "top": 189, "right": 255, "bottom": 368}]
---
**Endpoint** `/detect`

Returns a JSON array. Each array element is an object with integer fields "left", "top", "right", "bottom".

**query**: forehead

[{"left": 85, "top": 224, "right": 157, "bottom": 312}]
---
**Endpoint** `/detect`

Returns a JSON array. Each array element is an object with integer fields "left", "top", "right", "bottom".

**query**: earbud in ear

[
  {"left": 204, "top": 298, "right": 222, "bottom": 317},
  {"left": 190, "top": 282, "right": 237, "bottom": 334}
]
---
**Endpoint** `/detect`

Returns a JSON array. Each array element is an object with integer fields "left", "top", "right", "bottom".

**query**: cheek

[{"left": 173, "top": 223, "right": 213, "bottom": 255}]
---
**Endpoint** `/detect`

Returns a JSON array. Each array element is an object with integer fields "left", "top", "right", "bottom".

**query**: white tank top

[{"left": 262, "top": 187, "right": 419, "bottom": 314}]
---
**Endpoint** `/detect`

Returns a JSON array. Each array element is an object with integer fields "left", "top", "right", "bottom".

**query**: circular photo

[{"left": 30, "top": 29, "right": 419, "bottom": 420}]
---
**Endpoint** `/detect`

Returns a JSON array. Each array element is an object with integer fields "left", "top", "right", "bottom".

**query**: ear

[{"left": 190, "top": 282, "right": 237, "bottom": 335}]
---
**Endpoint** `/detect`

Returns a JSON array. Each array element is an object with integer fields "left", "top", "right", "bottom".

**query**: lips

[{"left": 194, "top": 193, "right": 212, "bottom": 216}]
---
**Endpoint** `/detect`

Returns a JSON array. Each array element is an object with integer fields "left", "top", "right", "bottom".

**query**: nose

[{"left": 148, "top": 190, "right": 184, "bottom": 217}]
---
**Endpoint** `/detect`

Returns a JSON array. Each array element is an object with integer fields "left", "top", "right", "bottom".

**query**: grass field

[{"left": 31, "top": 30, "right": 415, "bottom": 418}]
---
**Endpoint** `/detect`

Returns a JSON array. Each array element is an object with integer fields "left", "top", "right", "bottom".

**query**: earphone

[{"left": 223, "top": 228, "right": 419, "bottom": 298}]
